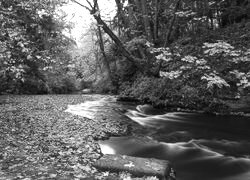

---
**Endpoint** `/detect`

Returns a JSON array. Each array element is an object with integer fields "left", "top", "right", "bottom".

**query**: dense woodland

[{"left": 1, "top": 0, "right": 250, "bottom": 112}]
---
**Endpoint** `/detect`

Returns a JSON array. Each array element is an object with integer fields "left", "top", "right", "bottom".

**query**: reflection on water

[{"left": 66, "top": 97, "right": 250, "bottom": 180}]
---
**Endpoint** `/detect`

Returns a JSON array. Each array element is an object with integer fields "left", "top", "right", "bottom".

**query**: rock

[
  {"left": 93, "top": 154, "right": 175, "bottom": 180},
  {"left": 136, "top": 104, "right": 167, "bottom": 115},
  {"left": 116, "top": 96, "right": 140, "bottom": 102},
  {"left": 224, "top": 95, "right": 250, "bottom": 113},
  {"left": 155, "top": 131, "right": 193, "bottom": 143},
  {"left": 81, "top": 89, "right": 92, "bottom": 94}
]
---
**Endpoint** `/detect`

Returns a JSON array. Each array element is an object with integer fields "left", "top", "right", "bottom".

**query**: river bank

[
  {"left": 0, "top": 94, "right": 147, "bottom": 180},
  {"left": 2, "top": 94, "right": 250, "bottom": 180},
  {"left": 117, "top": 95, "right": 250, "bottom": 116}
]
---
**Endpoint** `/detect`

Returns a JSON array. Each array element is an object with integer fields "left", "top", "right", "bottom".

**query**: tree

[
  {"left": 0, "top": 0, "right": 76, "bottom": 94},
  {"left": 72, "top": 0, "right": 144, "bottom": 71}
]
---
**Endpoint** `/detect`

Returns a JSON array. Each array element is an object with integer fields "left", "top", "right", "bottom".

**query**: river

[{"left": 66, "top": 96, "right": 250, "bottom": 180}]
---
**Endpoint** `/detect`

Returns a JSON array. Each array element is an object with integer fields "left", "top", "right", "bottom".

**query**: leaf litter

[{"left": 0, "top": 94, "right": 132, "bottom": 179}]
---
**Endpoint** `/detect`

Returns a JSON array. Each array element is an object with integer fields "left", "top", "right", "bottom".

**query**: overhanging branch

[
  {"left": 72, "top": 0, "right": 143, "bottom": 71},
  {"left": 71, "top": 0, "right": 92, "bottom": 12}
]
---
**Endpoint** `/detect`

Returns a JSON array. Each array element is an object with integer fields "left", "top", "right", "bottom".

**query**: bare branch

[
  {"left": 93, "top": 0, "right": 98, "bottom": 11},
  {"left": 86, "top": 0, "right": 94, "bottom": 9},
  {"left": 71, "top": 0, "right": 92, "bottom": 12}
]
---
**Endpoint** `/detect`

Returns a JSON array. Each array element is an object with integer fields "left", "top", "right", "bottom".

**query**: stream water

[{"left": 66, "top": 96, "right": 250, "bottom": 180}]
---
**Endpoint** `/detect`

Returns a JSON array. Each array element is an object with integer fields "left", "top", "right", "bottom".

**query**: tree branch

[
  {"left": 93, "top": 0, "right": 98, "bottom": 12},
  {"left": 71, "top": 0, "right": 92, "bottom": 12},
  {"left": 73, "top": 0, "right": 143, "bottom": 71},
  {"left": 86, "top": 0, "right": 94, "bottom": 9}
]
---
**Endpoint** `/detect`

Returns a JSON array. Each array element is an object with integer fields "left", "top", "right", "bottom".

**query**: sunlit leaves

[
  {"left": 155, "top": 54, "right": 171, "bottom": 62},
  {"left": 160, "top": 70, "right": 182, "bottom": 79},
  {"left": 230, "top": 70, "right": 250, "bottom": 89},
  {"left": 175, "top": 10, "right": 196, "bottom": 17},
  {"left": 195, "top": 58, "right": 207, "bottom": 65},
  {"left": 150, "top": 47, "right": 173, "bottom": 62},
  {"left": 203, "top": 41, "right": 235, "bottom": 56},
  {"left": 149, "top": 40, "right": 249, "bottom": 95},
  {"left": 181, "top": 55, "right": 197, "bottom": 63},
  {"left": 231, "top": 49, "right": 250, "bottom": 63},
  {"left": 199, "top": 41, "right": 250, "bottom": 91},
  {"left": 201, "top": 73, "right": 230, "bottom": 89}
]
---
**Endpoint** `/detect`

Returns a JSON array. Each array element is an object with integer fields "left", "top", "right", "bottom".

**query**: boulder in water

[
  {"left": 81, "top": 89, "right": 92, "bottom": 94},
  {"left": 224, "top": 95, "right": 250, "bottom": 113},
  {"left": 116, "top": 96, "right": 140, "bottom": 102},
  {"left": 137, "top": 104, "right": 167, "bottom": 115}
]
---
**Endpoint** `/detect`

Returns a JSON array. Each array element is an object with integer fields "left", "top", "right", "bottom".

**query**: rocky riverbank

[{"left": 0, "top": 94, "right": 155, "bottom": 180}]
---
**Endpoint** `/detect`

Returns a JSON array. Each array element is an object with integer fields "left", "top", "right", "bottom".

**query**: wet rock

[
  {"left": 82, "top": 89, "right": 92, "bottom": 94},
  {"left": 154, "top": 131, "right": 193, "bottom": 143},
  {"left": 224, "top": 95, "right": 250, "bottom": 113},
  {"left": 93, "top": 154, "right": 175, "bottom": 180},
  {"left": 116, "top": 96, "right": 139, "bottom": 103},
  {"left": 136, "top": 104, "right": 167, "bottom": 115}
]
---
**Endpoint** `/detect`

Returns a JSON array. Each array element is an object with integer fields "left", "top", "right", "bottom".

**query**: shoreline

[{"left": 0, "top": 94, "right": 137, "bottom": 179}]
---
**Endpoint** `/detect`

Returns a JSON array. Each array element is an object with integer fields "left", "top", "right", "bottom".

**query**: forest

[
  {"left": 1, "top": 1, "right": 250, "bottom": 180},
  {"left": 1, "top": 0, "right": 250, "bottom": 113}
]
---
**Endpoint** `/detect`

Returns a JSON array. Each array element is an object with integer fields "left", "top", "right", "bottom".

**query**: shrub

[
  {"left": 92, "top": 78, "right": 116, "bottom": 94},
  {"left": 80, "top": 79, "right": 93, "bottom": 89},
  {"left": 121, "top": 75, "right": 229, "bottom": 112},
  {"left": 20, "top": 78, "right": 48, "bottom": 94},
  {"left": 46, "top": 73, "right": 77, "bottom": 94}
]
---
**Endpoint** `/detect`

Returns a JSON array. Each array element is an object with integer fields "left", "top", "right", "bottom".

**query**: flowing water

[{"left": 66, "top": 96, "right": 250, "bottom": 180}]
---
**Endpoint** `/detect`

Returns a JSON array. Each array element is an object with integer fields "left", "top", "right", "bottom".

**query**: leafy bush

[
  {"left": 20, "top": 78, "right": 48, "bottom": 94},
  {"left": 80, "top": 79, "right": 93, "bottom": 89},
  {"left": 121, "top": 72, "right": 232, "bottom": 112},
  {"left": 122, "top": 76, "right": 198, "bottom": 108},
  {"left": 46, "top": 73, "right": 77, "bottom": 94},
  {"left": 92, "top": 78, "right": 116, "bottom": 94}
]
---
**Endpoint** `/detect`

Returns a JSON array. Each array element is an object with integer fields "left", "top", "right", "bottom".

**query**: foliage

[
  {"left": 79, "top": 0, "right": 249, "bottom": 112},
  {"left": 201, "top": 73, "right": 230, "bottom": 89},
  {"left": 0, "top": 0, "right": 77, "bottom": 94},
  {"left": 46, "top": 72, "right": 77, "bottom": 94},
  {"left": 121, "top": 75, "right": 206, "bottom": 109},
  {"left": 1, "top": 0, "right": 250, "bottom": 111},
  {"left": 121, "top": 32, "right": 250, "bottom": 112}
]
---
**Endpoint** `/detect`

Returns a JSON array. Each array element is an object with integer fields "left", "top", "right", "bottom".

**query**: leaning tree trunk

[
  {"left": 97, "top": 25, "right": 112, "bottom": 83},
  {"left": 72, "top": 0, "right": 143, "bottom": 72},
  {"left": 93, "top": 15, "right": 135, "bottom": 62}
]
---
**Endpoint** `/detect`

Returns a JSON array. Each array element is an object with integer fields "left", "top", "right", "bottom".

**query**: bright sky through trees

[{"left": 60, "top": 0, "right": 116, "bottom": 44}]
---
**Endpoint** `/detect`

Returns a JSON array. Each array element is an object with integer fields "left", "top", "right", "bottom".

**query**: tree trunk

[
  {"left": 73, "top": 0, "right": 143, "bottom": 71},
  {"left": 97, "top": 25, "right": 112, "bottom": 83},
  {"left": 164, "top": 0, "right": 181, "bottom": 46},
  {"left": 127, "top": 1, "right": 138, "bottom": 38},
  {"left": 140, "top": 0, "right": 153, "bottom": 41},
  {"left": 115, "top": 0, "right": 125, "bottom": 37},
  {"left": 93, "top": 14, "right": 143, "bottom": 71},
  {"left": 153, "top": 0, "right": 160, "bottom": 43}
]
